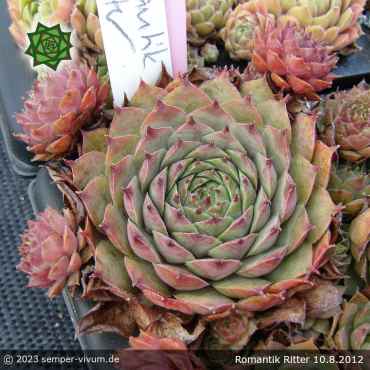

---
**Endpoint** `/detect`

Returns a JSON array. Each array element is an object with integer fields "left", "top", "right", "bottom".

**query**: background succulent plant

[
  {"left": 333, "top": 292, "right": 370, "bottom": 349},
  {"left": 38, "top": 0, "right": 75, "bottom": 25},
  {"left": 188, "top": 46, "right": 206, "bottom": 69},
  {"left": 349, "top": 209, "right": 370, "bottom": 282},
  {"left": 321, "top": 240, "right": 352, "bottom": 280},
  {"left": 319, "top": 81, "right": 370, "bottom": 163},
  {"left": 66, "top": 71, "right": 339, "bottom": 317},
  {"left": 329, "top": 164, "right": 370, "bottom": 218},
  {"left": 70, "top": 0, "right": 104, "bottom": 68},
  {"left": 251, "top": 20, "right": 338, "bottom": 99},
  {"left": 223, "top": 0, "right": 366, "bottom": 61},
  {"left": 7, "top": 0, "right": 75, "bottom": 49},
  {"left": 260, "top": 0, "right": 366, "bottom": 52},
  {"left": 200, "top": 43, "right": 220, "bottom": 64},
  {"left": 17, "top": 208, "right": 83, "bottom": 298},
  {"left": 187, "top": 0, "right": 236, "bottom": 46},
  {"left": 221, "top": 1, "right": 271, "bottom": 60},
  {"left": 188, "top": 43, "right": 221, "bottom": 69},
  {"left": 7, "top": 0, "right": 39, "bottom": 48}
]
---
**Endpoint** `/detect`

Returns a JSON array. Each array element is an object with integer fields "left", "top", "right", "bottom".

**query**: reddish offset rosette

[
  {"left": 252, "top": 20, "right": 337, "bottom": 99},
  {"left": 16, "top": 61, "right": 109, "bottom": 161},
  {"left": 17, "top": 208, "right": 82, "bottom": 298}
]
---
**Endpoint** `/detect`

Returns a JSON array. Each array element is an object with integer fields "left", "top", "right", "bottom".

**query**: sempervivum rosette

[
  {"left": 7, "top": 0, "right": 39, "bottom": 49},
  {"left": 38, "top": 0, "right": 76, "bottom": 25},
  {"left": 205, "top": 310, "right": 257, "bottom": 350},
  {"left": 260, "top": 0, "right": 366, "bottom": 52},
  {"left": 319, "top": 82, "right": 370, "bottom": 163},
  {"left": 70, "top": 0, "right": 104, "bottom": 68},
  {"left": 333, "top": 292, "right": 370, "bottom": 350},
  {"left": 68, "top": 72, "right": 339, "bottom": 317},
  {"left": 187, "top": 0, "right": 236, "bottom": 46},
  {"left": 220, "top": 4, "right": 268, "bottom": 60},
  {"left": 222, "top": 0, "right": 365, "bottom": 60},
  {"left": 252, "top": 20, "right": 338, "bottom": 99},
  {"left": 221, "top": 0, "right": 272, "bottom": 60},
  {"left": 349, "top": 209, "right": 370, "bottom": 283},
  {"left": 17, "top": 208, "right": 83, "bottom": 298},
  {"left": 16, "top": 61, "right": 110, "bottom": 161},
  {"left": 328, "top": 164, "right": 370, "bottom": 219}
]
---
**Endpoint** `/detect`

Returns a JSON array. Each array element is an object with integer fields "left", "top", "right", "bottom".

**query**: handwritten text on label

[{"left": 97, "top": 0, "right": 173, "bottom": 105}]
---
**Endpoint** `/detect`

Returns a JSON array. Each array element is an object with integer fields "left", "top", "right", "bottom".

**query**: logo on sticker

[{"left": 25, "top": 23, "right": 72, "bottom": 70}]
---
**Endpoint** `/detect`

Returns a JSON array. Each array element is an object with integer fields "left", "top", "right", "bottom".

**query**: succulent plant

[
  {"left": 251, "top": 20, "right": 338, "bottom": 99},
  {"left": 222, "top": 0, "right": 365, "bottom": 60},
  {"left": 38, "top": 0, "right": 75, "bottom": 24},
  {"left": 188, "top": 44, "right": 220, "bottom": 69},
  {"left": 200, "top": 43, "right": 220, "bottom": 64},
  {"left": 7, "top": 0, "right": 75, "bottom": 49},
  {"left": 187, "top": 0, "right": 236, "bottom": 46},
  {"left": 221, "top": 1, "right": 272, "bottom": 60},
  {"left": 70, "top": 0, "right": 103, "bottom": 66},
  {"left": 68, "top": 71, "right": 339, "bottom": 316},
  {"left": 117, "top": 331, "right": 206, "bottom": 370},
  {"left": 321, "top": 240, "right": 352, "bottom": 280},
  {"left": 188, "top": 46, "right": 206, "bottom": 69},
  {"left": 334, "top": 292, "right": 370, "bottom": 349},
  {"left": 7, "top": 0, "right": 39, "bottom": 48},
  {"left": 265, "top": 0, "right": 366, "bottom": 52},
  {"left": 349, "top": 209, "right": 370, "bottom": 283},
  {"left": 206, "top": 311, "right": 257, "bottom": 349},
  {"left": 17, "top": 208, "right": 83, "bottom": 298},
  {"left": 319, "top": 82, "right": 370, "bottom": 163},
  {"left": 329, "top": 164, "right": 370, "bottom": 218},
  {"left": 16, "top": 61, "right": 110, "bottom": 161}
]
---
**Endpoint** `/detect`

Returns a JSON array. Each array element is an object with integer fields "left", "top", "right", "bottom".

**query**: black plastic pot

[{"left": 28, "top": 168, "right": 128, "bottom": 353}]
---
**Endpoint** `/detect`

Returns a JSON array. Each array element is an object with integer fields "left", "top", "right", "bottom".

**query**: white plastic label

[{"left": 97, "top": 0, "right": 174, "bottom": 106}]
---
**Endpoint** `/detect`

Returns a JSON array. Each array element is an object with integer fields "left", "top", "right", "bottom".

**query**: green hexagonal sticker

[{"left": 25, "top": 23, "right": 72, "bottom": 70}]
